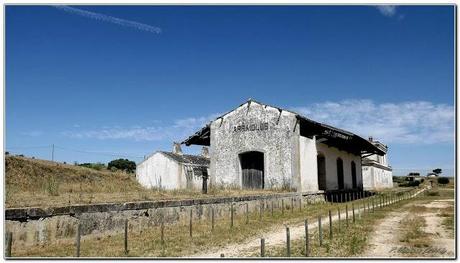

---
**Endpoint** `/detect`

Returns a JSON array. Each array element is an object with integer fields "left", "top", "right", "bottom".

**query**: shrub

[
  {"left": 108, "top": 159, "right": 136, "bottom": 173},
  {"left": 399, "top": 181, "right": 420, "bottom": 187},
  {"left": 44, "top": 176, "right": 59, "bottom": 196},
  {"left": 438, "top": 177, "right": 450, "bottom": 185},
  {"left": 427, "top": 191, "right": 440, "bottom": 196},
  {"left": 78, "top": 162, "right": 106, "bottom": 171}
]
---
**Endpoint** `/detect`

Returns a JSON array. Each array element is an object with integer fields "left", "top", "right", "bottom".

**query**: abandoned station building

[
  {"left": 137, "top": 99, "right": 391, "bottom": 192},
  {"left": 362, "top": 138, "right": 393, "bottom": 190}
]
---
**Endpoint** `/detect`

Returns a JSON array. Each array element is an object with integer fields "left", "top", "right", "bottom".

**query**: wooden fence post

[
  {"left": 328, "top": 210, "right": 333, "bottom": 239},
  {"left": 76, "top": 224, "right": 81, "bottom": 257},
  {"left": 5, "top": 232, "right": 12, "bottom": 258},
  {"left": 345, "top": 204, "right": 349, "bottom": 227},
  {"left": 286, "top": 226, "right": 291, "bottom": 257},
  {"left": 260, "top": 238, "right": 265, "bottom": 257},
  {"left": 271, "top": 200, "right": 274, "bottom": 217},
  {"left": 352, "top": 204, "right": 355, "bottom": 223},
  {"left": 189, "top": 209, "right": 193, "bottom": 237},
  {"left": 337, "top": 207, "right": 341, "bottom": 232},
  {"left": 282, "top": 199, "right": 285, "bottom": 215},
  {"left": 259, "top": 202, "right": 263, "bottom": 221},
  {"left": 124, "top": 219, "right": 128, "bottom": 255},
  {"left": 161, "top": 216, "right": 165, "bottom": 244},
  {"left": 211, "top": 206, "right": 215, "bottom": 232},
  {"left": 305, "top": 219, "right": 309, "bottom": 257},
  {"left": 246, "top": 203, "right": 249, "bottom": 224},
  {"left": 231, "top": 203, "right": 234, "bottom": 228},
  {"left": 318, "top": 216, "right": 323, "bottom": 246}
]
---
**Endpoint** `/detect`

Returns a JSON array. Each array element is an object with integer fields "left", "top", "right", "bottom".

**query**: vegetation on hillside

[{"left": 5, "top": 156, "right": 291, "bottom": 208}]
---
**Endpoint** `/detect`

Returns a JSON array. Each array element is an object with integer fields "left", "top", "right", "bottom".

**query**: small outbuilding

[{"left": 136, "top": 143, "right": 210, "bottom": 190}]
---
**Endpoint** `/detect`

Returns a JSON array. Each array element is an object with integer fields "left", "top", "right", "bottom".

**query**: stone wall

[{"left": 6, "top": 192, "right": 325, "bottom": 247}]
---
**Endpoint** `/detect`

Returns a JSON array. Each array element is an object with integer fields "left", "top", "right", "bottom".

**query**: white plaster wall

[
  {"left": 210, "top": 101, "right": 298, "bottom": 190},
  {"left": 316, "top": 143, "right": 362, "bottom": 190},
  {"left": 363, "top": 166, "right": 393, "bottom": 190},
  {"left": 299, "top": 136, "right": 319, "bottom": 192},
  {"left": 136, "top": 152, "right": 181, "bottom": 189}
]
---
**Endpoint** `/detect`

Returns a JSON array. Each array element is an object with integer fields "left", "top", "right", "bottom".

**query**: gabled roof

[
  {"left": 181, "top": 99, "right": 386, "bottom": 156},
  {"left": 160, "top": 151, "right": 210, "bottom": 166}
]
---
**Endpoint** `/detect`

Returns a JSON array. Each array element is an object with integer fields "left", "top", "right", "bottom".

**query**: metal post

[
  {"left": 259, "top": 202, "right": 263, "bottom": 221},
  {"left": 291, "top": 198, "right": 294, "bottom": 213}
]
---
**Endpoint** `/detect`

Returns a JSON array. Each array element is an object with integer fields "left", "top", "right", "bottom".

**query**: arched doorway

[
  {"left": 317, "top": 153, "right": 326, "bottom": 190},
  {"left": 337, "top": 158, "right": 344, "bottom": 190},
  {"left": 239, "top": 151, "right": 264, "bottom": 189},
  {"left": 351, "top": 161, "right": 357, "bottom": 189}
]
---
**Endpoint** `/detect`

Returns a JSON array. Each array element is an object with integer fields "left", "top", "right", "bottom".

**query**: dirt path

[
  {"left": 361, "top": 210, "right": 409, "bottom": 257},
  {"left": 189, "top": 189, "right": 426, "bottom": 258},
  {"left": 362, "top": 198, "right": 454, "bottom": 258}
]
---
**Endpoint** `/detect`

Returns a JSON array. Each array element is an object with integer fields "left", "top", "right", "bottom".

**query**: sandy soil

[
  {"left": 188, "top": 189, "right": 426, "bottom": 258},
  {"left": 362, "top": 198, "right": 454, "bottom": 258}
]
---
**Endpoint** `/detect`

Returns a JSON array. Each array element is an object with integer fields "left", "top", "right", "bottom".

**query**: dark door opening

[
  {"left": 351, "top": 161, "right": 357, "bottom": 189},
  {"left": 317, "top": 154, "right": 326, "bottom": 190},
  {"left": 337, "top": 158, "right": 344, "bottom": 190},
  {"left": 240, "top": 151, "right": 264, "bottom": 189}
]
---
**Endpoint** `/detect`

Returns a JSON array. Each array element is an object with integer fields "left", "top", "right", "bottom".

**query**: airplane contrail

[{"left": 52, "top": 5, "right": 161, "bottom": 34}]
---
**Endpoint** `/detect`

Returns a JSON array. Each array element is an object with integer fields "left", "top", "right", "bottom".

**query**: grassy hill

[{"left": 5, "top": 156, "right": 287, "bottom": 208}]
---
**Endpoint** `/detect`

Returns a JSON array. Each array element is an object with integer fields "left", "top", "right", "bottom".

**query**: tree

[
  {"left": 438, "top": 177, "right": 450, "bottom": 185},
  {"left": 108, "top": 159, "right": 136, "bottom": 173},
  {"left": 433, "top": 168, "right": 442, "bottom": 175}
]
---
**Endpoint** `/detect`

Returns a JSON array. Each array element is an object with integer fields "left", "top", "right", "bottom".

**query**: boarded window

[
  {"left": 317, "top": 153, "right": 326, "bottom": 190},
  {"left": 337, "top": 158, "right": 344, "bottom": 190}
]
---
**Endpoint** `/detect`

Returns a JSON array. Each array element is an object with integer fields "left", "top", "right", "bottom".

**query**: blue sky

[{"left": 6, "top": 5, "right": 455, "bottom": 176}]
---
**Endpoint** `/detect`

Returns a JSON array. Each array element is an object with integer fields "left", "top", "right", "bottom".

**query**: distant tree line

[{"left": 77, "top": 158, "right": 136, "bottom": 173}]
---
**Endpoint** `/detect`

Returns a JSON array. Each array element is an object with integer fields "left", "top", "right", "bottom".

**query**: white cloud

[
  {"left": 62, "top": 113, "right": 220, "bottom": 142},
  {"left": 375, "top": 5, "right": 398, "bottom": 17},
  {"left": 293, "top": 100, "right": 454, "bottom": 144},
  {"left": 21, "top": 131, "right": 43, "bottom": 137},
  {"left": 52, "top": 5, "right": 161, "bottom": 34}
]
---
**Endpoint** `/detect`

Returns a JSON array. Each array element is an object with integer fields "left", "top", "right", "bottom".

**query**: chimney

[
  {"left": 368, "top": 136, "right": 373, "bottom": 142},
  {"left": 173, "top": 142, "right": 183, "bottom": 155},
  {"left": 201, "top": 146, "right": 209, "bottom": 158}
]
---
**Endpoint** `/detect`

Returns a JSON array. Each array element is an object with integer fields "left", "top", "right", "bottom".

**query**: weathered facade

[
  {"left": 183, "top": 99, "right": 385, "bottom": 193},
  {"left": 136, "top": 143, "right": 209, "bottom": 190},
  {"left": 362, "top": 138, "right": 393, "bottom": 190}
]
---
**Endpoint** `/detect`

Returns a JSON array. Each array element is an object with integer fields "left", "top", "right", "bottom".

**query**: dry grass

[
  {"left": 246, "top": 198, "right": 408, "bottom": 258},
  {"left": 5, "top": 156, "right": 291, "bottom": 208},
  {"left": 11, "top": 201, "right": 340, "bottom": 257},
  {"left": 399, "top": 216, "right": 430, "bottom": 248}
]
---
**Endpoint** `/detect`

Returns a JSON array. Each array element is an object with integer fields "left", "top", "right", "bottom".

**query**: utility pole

[{"left": 52, "top": 144, "right": 54, "bottom": 161}]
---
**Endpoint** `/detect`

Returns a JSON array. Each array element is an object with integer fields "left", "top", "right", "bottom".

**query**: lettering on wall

[
  {"left": 322, "top": 129, "right": 352, "bottom": 140},
  {"left": 233, "top": 122, "right": 269, "bottom": 133}
]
